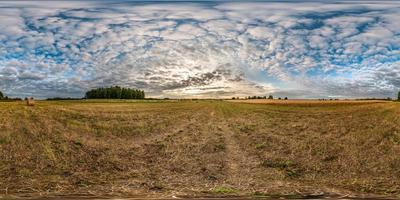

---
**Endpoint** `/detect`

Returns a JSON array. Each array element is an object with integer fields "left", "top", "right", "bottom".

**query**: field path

[
  {"left": 220, "top": 122, "right": 246, "bottom": 185},
  {"left": 214, "top": 103, "right": 258, "bottom": 190}
]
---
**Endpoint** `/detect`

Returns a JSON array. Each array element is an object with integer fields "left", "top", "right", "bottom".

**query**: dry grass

[
  {"left": 0, "top": 100, "right": 399, "bottom": 198},
  {"left": 228, "top": 99, "right": 388, "bottom": 106}
]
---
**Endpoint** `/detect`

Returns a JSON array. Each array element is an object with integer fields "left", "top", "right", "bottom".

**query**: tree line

[
  {"left": 244, "top": 92, "right": 400, "bottom": 101},
  {"left": 232, "top": 95, "right": 288, "bottom": 100},
  {"left": 85, "top": 86, "right": 145, "bottom": 99},
  {"left": 0, "top": 91, "right": 22, "bottom": 101},
  {"left": 1, "top": 89, "right": 399, "bottom": 101}
]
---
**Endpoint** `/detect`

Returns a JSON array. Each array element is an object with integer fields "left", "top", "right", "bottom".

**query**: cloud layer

[{"left": 0, "top": 0, "right": 399, "bottom": 98}]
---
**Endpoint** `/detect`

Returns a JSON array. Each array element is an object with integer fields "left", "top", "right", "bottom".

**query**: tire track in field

[{"left": 214, "top": 103, "right": 258, "bottom": 190}]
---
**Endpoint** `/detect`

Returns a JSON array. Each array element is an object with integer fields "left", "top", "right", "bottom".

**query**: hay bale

[{"left": 26, "top": 97, "right": 35, "bottom": 106}]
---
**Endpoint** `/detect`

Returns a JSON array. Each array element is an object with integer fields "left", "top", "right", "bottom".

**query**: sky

[{"left": 0, "top": 1, "right": 399, "bottom": 99}]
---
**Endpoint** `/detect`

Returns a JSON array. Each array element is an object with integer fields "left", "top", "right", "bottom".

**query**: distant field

[
  {"left": 228, "top": 99, "right": 389, "bottom": 105},
  {"left": 0, "top": 100, "right": 399, "bottom": 198}
]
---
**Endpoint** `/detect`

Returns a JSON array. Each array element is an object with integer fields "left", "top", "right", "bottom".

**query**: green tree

[
  {"left": 398, "top": 91, "right": 400, "bottom": 101},
  {"left": 127, "top": 89, "right": 133, "bottom": 99},
  {"left": 122, "top": 88, "right": 127, "bottom": 99},
  {"left": 115, "top": 86, "right": 122, "bottom": 99},
  {"left": 268, "top": 95, "right": 273, "bottom": 99},
  {"left": 0, "top": 91, "right": 3, "bottom": 99},
  {"left": 85, "top": 87, "right": 145, "bottom": 99}
]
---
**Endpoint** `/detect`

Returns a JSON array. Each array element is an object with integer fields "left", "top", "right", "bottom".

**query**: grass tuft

[{"left": 212, "top": 186, "right": 238, "bottom": 194}]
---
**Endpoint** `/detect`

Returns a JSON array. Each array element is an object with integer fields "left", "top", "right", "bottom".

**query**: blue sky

[{"left": 0, "top": 0, "right": 399, "bottom": 99}]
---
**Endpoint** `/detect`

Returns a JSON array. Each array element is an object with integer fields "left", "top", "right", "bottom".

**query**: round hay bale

[{"left": 26, "top": 97, "right": 35, "bottom": 106}]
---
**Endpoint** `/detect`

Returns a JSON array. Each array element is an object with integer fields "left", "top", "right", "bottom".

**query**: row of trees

[
  {"left": 237, "top": 92, "right": 400, "bottom": 101},
  {"left": 232, "top": 95, "right": 288, "bottom": 100},
  {"left": 1, "top": 89, "right": 400, "bottom": 101},
  {"left": 85, "top": 86, "right": 145, "bottom": 99},
  {"left": 248, "top": 95, "right": 272, "bottom": 99},
  {"left": 0, "top": 91, "right": 22, "bottom": 101}
]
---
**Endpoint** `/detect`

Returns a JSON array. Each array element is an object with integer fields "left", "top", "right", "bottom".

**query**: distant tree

[
  {"left": 232, "top": 97, "right": 236, "bottom": 99},
  {"left": 0, "top": 91, "right": 3, "bottom": 99},
  {"left": 284, "top": 97, "right": 288, "bottom": 100},
  {"left": 398, "top": 91, "right": 400, "bottom": 101},
  {"left": 140, "top": 89, "right": 145, "bottom": 99},
  {"left": 278, "top": 97, "right": 282, "bottom": 100},
  {"left": 85, "top": 86, "right": 145, "bottom": 99},
  {"left": 268, "top": 95, "right": 273, "bottom": 99},
  {"left": 47, "top": 97, "right": 82, "bottom": 101},
  {"left": 128, "top": 89, "right": 134, "bottom": 99}
]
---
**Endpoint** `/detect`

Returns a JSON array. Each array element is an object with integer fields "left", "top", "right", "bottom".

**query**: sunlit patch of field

[{"left": 0, "top": 100, "right": 399, "bottom": 199}]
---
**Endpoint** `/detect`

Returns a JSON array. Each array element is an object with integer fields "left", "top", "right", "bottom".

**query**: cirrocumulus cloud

[{"left": 0, "top": 0, "right": 399, "bottom": 99}]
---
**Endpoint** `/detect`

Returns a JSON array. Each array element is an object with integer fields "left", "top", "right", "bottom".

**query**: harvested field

[
  {"left": 0, "top": 100, "right": 400, "bottom": 199},
  {"left": 228, "top": 99, "right": 388, "bottom": 106}
]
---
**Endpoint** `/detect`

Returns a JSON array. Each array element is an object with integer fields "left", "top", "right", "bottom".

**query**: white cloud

[{"left": 0, "top": 1, "right": 399, "bottom": 98}]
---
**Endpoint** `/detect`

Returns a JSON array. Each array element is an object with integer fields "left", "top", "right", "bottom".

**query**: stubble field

[{"left": 0, "top": 100, "right": 399, "bottom": 199}]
